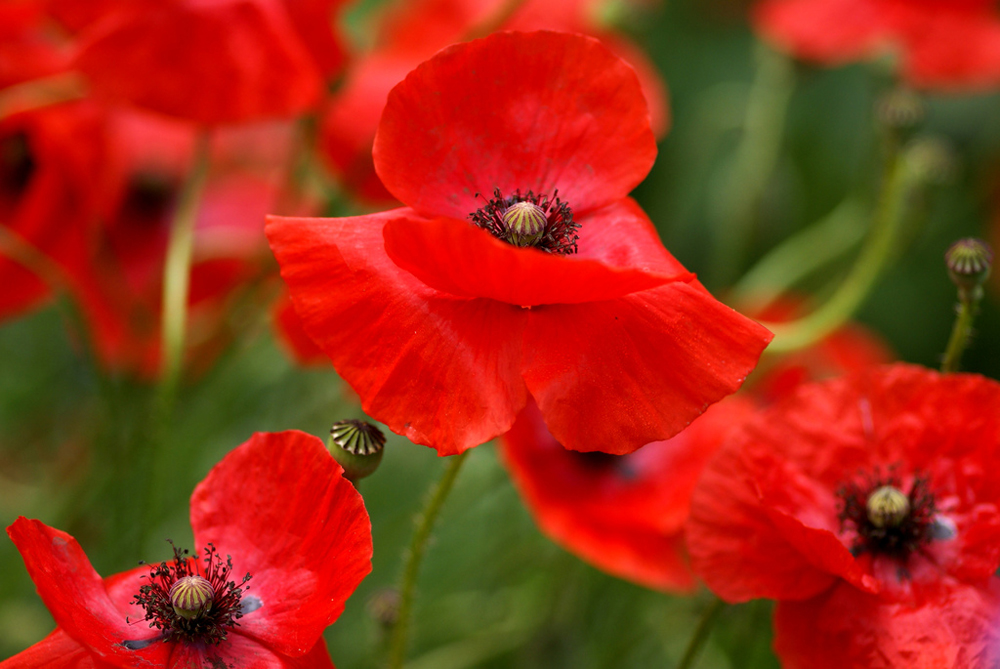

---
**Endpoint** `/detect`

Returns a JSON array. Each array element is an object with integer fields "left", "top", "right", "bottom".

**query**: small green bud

[
  {"left": 876, "top": 88, "right": 924, "bottom": 134},
  {"left": 329, "top": 419, "right": 385, "bottom": 482},
  {"left": 946, "top": 238, "right": 993, "bottom": 299},
  {"left": 169, "top": 575, "right": 214, "bottom": 620},
  {"left": 501, "top": 201, "right": 547, "bottom": 247},
  {"left": 866, "top": 485, "right": 910, "bottom": 528}
]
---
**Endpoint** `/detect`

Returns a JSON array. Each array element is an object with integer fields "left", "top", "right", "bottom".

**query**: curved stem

[
  {"left": 708, "top": 42, "right": 795, "bottom": 287},
  {"left": 762, "top": 141, "right": 923, "bottom": 354},
  {"left": 941, "top": 291, "right": 981, "bottom": 373},
  {"left": 730, "top": 198, "right": 867, "bottom": 311},
  {"left": 676, "top": 598, "right": 726, "bottom": 669},
  {"left": 0, "top": 72, "right": 86, "bottom": 120},
  {"left": 136, "top": 131, "right": 211, "bottom": 551},
  {"left": 159, "top": 131, "right": 211, "bottom": 392},
  {"left": 389, "top": 450, "right": 471, "bottom": 669}
]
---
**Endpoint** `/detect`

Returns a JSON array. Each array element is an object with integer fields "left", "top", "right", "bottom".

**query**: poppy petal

[
  {"left": 773, "top": 580, "right": 1000, "bottom": 669},
  {"left": 267, "top": 211, "right": 529, "bottom": 455},
  {"left": 164, "top": 633, "right": 335, "bottom": 669},
  {"left": 382, "top": 214, "right": 690, "bottom": 306},
  {"left": 5, "top": 518, "right": 169, "bottom": 668},
  {"left": 522, "top": 282, "right": 772, "bottom": 454},
  {"left": 373, "top": 30, "right": 656, "bottom": 219},
  {"left": 899, "top": 8, "right": 1000, "bottom": 90},
  {"left": 753, "top": 0, "right": 890, "bottom": 64},
  {"left": 74, "top": 0, "right": 323, "bottom": 124},
  {"left": 0, "top": 628, "right": 114, "bottom": 669},
  {"left": 189, "top": 431, "right": 371, "bottom": 657}
]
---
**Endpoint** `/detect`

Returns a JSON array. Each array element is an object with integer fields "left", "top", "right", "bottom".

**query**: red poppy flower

[
  {"left": 1, "top": 430, "right": 373, "bottom": 669},
  {"left": 318, "top": 0, "right": 670, "bottom": 204},
  {"left": 500, "top": 309, "right": 888, "bottom": 592},
  {"left": 0, "top": 102, "right": 108, "bottom": 323},
  {"left": 71, "top": 0, "right": 346, "bottom": 124},
  {"left": 753, "top": 0, "right": 1000, "bottom": 90},
  {"left": 268, "top": 31, "right": 772, "bottom": 456},
  {"left": 501, "top": 397, "right": 756, "bottom": 592},
  {"left": 686, "top": 364, "right": 1000, "bottom": 667}
]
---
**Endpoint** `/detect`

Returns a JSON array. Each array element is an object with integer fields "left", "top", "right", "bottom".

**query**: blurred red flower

[
  {"left": 1, "top": 430, "right": 372, "bottom": 669},
  {"left": 268, "top": 31, "right": 772, "bottom": 456},
  {"left": 500, "top": 308, "right": 889, "bottom": 591},
  {"left": 319, "top": 0, "right": 670, "bottom": 204},
  {"left": 686, "top": 364, "right": 1000, "bottom": 667},
  {"left": 69, "top": 0, "right": 347, "bottom": 124},
  {"left": 754, "top": 0, "right": 1000, "bottom": 90}
]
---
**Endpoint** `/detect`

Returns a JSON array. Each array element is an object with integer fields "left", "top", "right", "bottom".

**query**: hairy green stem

[
  {"left": 941, "top": 292, "right": 981, "bottom": 373},
  {"left": 676, "top": 598, "right": 726, "bottom": 669},
  {"left": 389, "top": 450, "right": 471, "bottom": 669}
]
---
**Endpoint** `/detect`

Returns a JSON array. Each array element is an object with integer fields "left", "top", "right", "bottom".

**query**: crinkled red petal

[
  {"left": 74, "top": 0, "right": 323, "bottom": 124},
  {"left": 280, "top": 0, "right": 348, "bottom": 77},
  {"left": 373, "top": 31, "right": 656, "bottom": 219},
  {"left": 773, "top": 580, "right": 1000, "bottom": 669},
  {"left": 753, "top": 0, "right": 890, "bottom": 64},
  {"left": 5, "top": 518, "right": 169, "bottom": 668},
  {"left": 0, "top": 628, "right": 115, "bottom": 669},
  {"left": 267, "top": 210, "right": 529, "bottom": 455},
  {"left": 383, "top": 215, "right": 690, "bottom": 306},
  {"left": 522, "top": 282, "right": 772, "bottom": 454},
  {"left": 501, "top": 398, "right": 755, "bottom": 592},
  {"left": 272, "top": 290, "right": 328, "bottom": 366},
  {"left": 189, "top": 431, "right": 372, "bottom": 657}
]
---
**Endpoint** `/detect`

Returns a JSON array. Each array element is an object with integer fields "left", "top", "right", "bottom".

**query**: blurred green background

[{"left": 3, "top": 0, "right": 1000, "bottom": 666}]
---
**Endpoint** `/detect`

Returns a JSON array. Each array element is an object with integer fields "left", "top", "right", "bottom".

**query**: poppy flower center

[
  {"left": 127, "top": 542, "right": 252, "bottom": 647},
  {"left": 837, "top": 471, "right": 936, "bottom": 560},
  {"left": 469, "top": 188, "right": 579, "bottom": 255}
]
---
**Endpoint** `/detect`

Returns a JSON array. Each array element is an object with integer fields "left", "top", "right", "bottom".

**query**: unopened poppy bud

[
  {"left": 867, "top": 485, "right": 910, "bottom": 528},
  {"left": 906, "top": 137, "right": 956, "bottom": 185},
  {"left": 876, "top": 88, "right": 924, "bottom": 133},
  {"left": 329, "top": 419, "right": 385, "bottom": 481},
  {"left": 502, "top": 201, "right": 547, "bottom": 247},
  {"left": 169, "top": 575, "right": 214, "bottom": 620},
  {"left": 946, "top": 238, "right": 993, "bottom": 297}
]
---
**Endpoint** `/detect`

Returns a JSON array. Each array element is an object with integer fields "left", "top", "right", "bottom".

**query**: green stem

[
  {"left": 389, "top": 450, "right": 471, "bottom": 669},
  {"left": 941, "top": 292, "right": 980, "bottom": 373},
  {"left": 762, "top": 141, "right": 923, "bottom": 354},
  {"left": 708, "top": 42, "right": 794, "bottom": 287},
  {"left": 676, "top": 598, "right": 726, "bottom": 669},
  {"left": 136, "top": 131, "right": 211, "bottom": 551},
  {"left": 730, "top": 198, "right": 867, "bottom": 311},
  {"left": 0, "top": 72, "right": 86, "bottom": 120},
  {"left": 159, "top": 131, "right": 211, "bottom": 394}
]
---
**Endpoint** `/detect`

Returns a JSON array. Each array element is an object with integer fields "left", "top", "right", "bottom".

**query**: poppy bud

[
  {"left": 946, "top": 238, "right": 993, "bottom": 299},
  {"left": 502, "top": 201, "right": 547, "bottom": 247},
  {"left": 169, "top": 575, "right": 214, "bottom": 620},
  {"left": 329, "top": 419, "right": 386, "bottom": 482},
  {"left": 876, "top": 88, "right": 924, "bottom": 134},
  {"left": 866, "top": 485, "right": 910, "bottom": 528}
]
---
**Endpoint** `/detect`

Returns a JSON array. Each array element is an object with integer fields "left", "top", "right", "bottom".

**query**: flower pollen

[
  {"left": 470, "top": 188, "right": 579, "bottom": 255},
  {"left": 838, "top": 469, "right": 936, "bottom": 560},
  {"left": 128, "top": 541, "right": 251, "bottom": 646}
]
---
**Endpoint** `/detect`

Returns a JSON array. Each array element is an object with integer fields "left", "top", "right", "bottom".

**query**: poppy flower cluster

[
  {"left": 686, "top": 364, "right": 1000, "bottom": 667},
  {"left": 1, "top": 430, "right": 373, "bottom": 669},
  {"left": 753, "top": 0, "right": 1000, "bottom": 89},
  {"left": 268, "top": 30, "right": 773, "bottom": 456}
]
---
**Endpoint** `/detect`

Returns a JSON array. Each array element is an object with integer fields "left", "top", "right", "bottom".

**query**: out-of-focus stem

[
  {"left": 389, "top": 450, "right": 471, "bottom": 669},
  {"left": 730, "top": 198, "right": 867, "bottom": 311},
  {"left": 708, "top": 42, "right": 794, "bottom": 287},
  {"left": 676, "top": 598, "right": 726, "bottom": 669},
  {"left": 0, "top": 72, "right": 87, "bottom": 120},
  {"left": 159, "top": 131, "right": 211, "bottom": 393},
  {"left": 762, "top": 139, "right": 933, "bottom": 354},
  {"left": 941, "top": 296, "right": 978, "bottom": 373}
]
